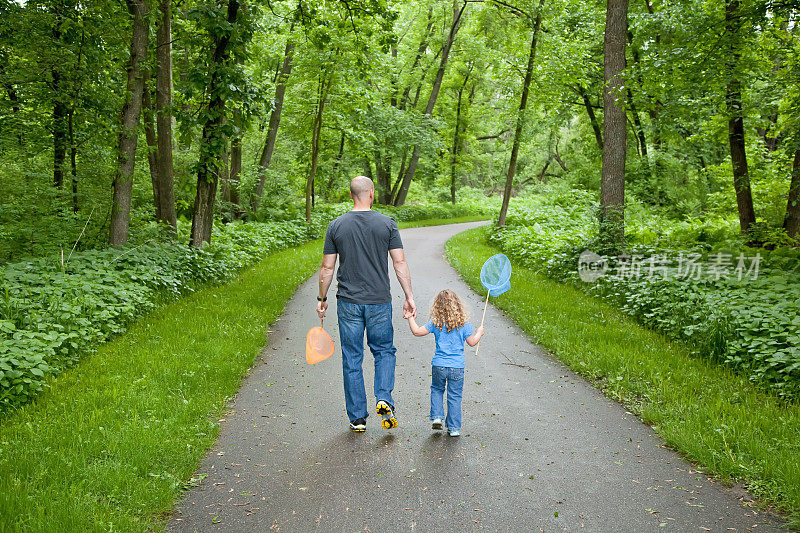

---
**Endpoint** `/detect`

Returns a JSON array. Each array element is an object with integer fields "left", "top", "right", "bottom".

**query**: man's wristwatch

[{"left": 317, "top": 296, "right": 327, "bottom": 302}]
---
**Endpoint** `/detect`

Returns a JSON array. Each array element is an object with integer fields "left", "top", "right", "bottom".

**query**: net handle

[{"left": 475, "top": 290, "right": 489, "bottom": 357}]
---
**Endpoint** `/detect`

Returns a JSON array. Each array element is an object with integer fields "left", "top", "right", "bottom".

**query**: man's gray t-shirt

[{"left": 323, "top": 210, "right": 403, "bottom": 304}]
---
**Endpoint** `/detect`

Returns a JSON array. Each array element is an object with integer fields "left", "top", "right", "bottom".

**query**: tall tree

[
  {"left": 252, "top": 35, "right": 295, "bottom": 211},
  {"left": 305, "top": 73, "right": 333, "bottom": 221},
  {"left": 155, "top": 0, "right": 177, "bottom": 230},
  {"left": 142, "top": 73, "right": 160, "bottom": 220},
  {"left": 724, "top": 0, "right": 756, "bottom": 234},
  {"left": 450, "top": 69, "right": 472, "bottom": 204},
  {"left": 190, "top": 0, "right": 243, "bottom": 247},
  {"left": 50, "top": 6, "right": 68, "bottom": 191},
  {"left": 394, "top": 0, "right": 467, "bottom": 206},
  {"left": 497, "top": 0, "right": 545, "bottom": 228},
  {"left": 109, "top": 0, "right": 149, "bottom": 246},
  {"left": 599, "top": 0, "right": 628, "bottom": 245}
]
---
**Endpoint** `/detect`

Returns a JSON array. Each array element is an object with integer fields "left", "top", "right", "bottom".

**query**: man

[{"left": 317, "top": 176, "right": 416, "bottom": 432}]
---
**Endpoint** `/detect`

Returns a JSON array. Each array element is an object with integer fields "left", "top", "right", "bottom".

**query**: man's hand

[
  {"left": 316, "top": 300, "right": 328, "bottom": 319},
  {"left": 403, "top": 296, "right": 417, "bottom": 319}
]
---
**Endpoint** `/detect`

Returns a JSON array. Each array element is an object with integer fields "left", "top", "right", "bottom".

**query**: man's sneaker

[
  {"left": 448, "top": 429, "right": 460, "bottom": 437},
  {"left": 376, "top": 400, "right": 398, "bottom": 430},
  {"left": 349, "top": 418, "right": 366, "bottom": 432},
  {"left": 431, "top": 418, "right": 443, "bottom": 430}
]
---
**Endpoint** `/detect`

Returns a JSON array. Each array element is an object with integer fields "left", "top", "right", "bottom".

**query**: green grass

[
  {"left": 397, "top": 214, "right": 489, "bottom": 229},
  {"left": 0, "top": 239, "right": 323, "bottom": 532},
  {"left": 447, "top": 227, "right": 800, "bottom": 526}
]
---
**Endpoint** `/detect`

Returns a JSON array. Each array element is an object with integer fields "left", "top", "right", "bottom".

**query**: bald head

[{"left": 350, "top": 176, "right": 374, "bottom": 199}]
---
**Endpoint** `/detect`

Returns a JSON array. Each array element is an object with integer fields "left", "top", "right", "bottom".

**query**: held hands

[{"left": 402, "top": 296, "right": 417, "bottom": 320}]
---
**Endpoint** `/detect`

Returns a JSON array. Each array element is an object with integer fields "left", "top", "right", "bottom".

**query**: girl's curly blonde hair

[{"left": 429, "top": 289, "right": 469, "bottom": 332}]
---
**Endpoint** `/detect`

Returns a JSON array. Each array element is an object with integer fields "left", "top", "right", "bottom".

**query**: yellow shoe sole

[{"left": 376, "top": 401, "right": 397, "bottom": 429}]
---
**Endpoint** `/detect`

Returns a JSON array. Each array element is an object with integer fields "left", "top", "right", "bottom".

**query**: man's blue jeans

[
  {"left": 430, "top": 365, "right": 464, "bottom": 431},
  {"left": 337, "top": 299, "right": 396, "bottom": 423}
]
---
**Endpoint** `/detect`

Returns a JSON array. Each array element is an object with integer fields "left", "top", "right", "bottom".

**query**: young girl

[{"left": 405, "top": 289, "right": 485, "bottom": 437}]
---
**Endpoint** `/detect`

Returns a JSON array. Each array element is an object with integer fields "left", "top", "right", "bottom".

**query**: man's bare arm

[
  {"left": 317, "top": 253, "right": 337, "bottom": 318},
  {"left": 389, "top": 248, "right": 416, "bottom": 318}
]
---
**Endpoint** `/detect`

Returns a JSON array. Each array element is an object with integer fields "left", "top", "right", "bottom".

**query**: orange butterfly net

[{"left": 306, "top": 319, "right": 334, "bottom": 364}]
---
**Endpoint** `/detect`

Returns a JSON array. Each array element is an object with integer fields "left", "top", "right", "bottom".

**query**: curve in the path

[{"left": 170, "top": 221, "right": 781, "bottom": 532}]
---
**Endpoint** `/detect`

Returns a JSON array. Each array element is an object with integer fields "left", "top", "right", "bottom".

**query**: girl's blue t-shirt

[{"left": 424, "top": 320, "right": 474, "bottom": 368}]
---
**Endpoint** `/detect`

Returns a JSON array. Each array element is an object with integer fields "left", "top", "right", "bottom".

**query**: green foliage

[
  {"left": 489, "top": 189, "right": 800, "bottom": 398},
  {"left": 0, "top": 220, "right": 308, "bottom": 413}
]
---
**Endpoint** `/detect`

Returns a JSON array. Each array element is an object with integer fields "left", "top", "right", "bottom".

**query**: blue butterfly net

[{"left": 480, "top": 254, "right": 512, "bottom": 296}]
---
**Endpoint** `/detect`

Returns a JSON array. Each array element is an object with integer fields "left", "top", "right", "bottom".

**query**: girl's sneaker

[
  {"left": 431, "top": 419, "right": 443, "bottom": 430},
  {"left": 448, "top": 429, "right": 460, "bottom": 437}
]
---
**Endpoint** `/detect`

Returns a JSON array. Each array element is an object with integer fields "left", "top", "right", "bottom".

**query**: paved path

[{"left": 170, "top": 221, "right": 781, "bottom": 532}]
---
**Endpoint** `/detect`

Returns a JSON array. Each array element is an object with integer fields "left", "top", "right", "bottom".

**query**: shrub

[
  {"left": 489, "top": 191, "right": 800, "bottom": 398},
  {"left": 0, "top": 220, "right": 308, "bottom": 413}
]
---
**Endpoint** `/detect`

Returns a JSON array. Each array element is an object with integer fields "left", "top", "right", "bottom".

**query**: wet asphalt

[{"left": 169, "top": 221, "right": 782, "bottom": 532}]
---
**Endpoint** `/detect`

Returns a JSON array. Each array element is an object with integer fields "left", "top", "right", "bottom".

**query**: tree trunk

[
  {"left": 399, "top": 6, "right": 434, "bottom": 112},
  {"left": 784, "top": 150, "right": 800, "bottom": 239},
  {"left": 389, "top": 152, "right": 406, "bottom": 204},
  {"left": 450, "top": 88, "right": 463, "bottom": 205},
  {"left": 600, "top": 0, "right": 628, "bottom": 244},
  {"left": 252, "top": 37, "right": 295, "bottom": 211},
  {"left": 109, "top": 0, "right": 149, "bottom": 246},
  {"left": 374, "top": 149, "right": 393, "bottom": 204},
  {"left": 305, "top": 75, "right": 332, "bottom": 222},
  {"left": 50, "top": 17, "right": 68, "bottom": 191},
  {"left": 156, "top": 0, "right": 177, "bottom": 230},
  {"left": 627, "top": 28, "right": 660, "bottom": 151},
  {"left": 229, "top": 133, "right": 242, "bottom": 210},
  {"left": 327, "top": 130, "right": 346, "bottom": 194},
  {"left": 497, "top": 0, "right": 544, "bottom": 227},
  {"left": 725, "top": 0, "right": 756, "bottom": 234},
  {"left": 554, "top": 137, "right": 568, "bottom": 171},
  {"left": 578, "top": 84, "right": 603, "bottom": 151},
  {"left": 142, "top": 75, "right": 161, "bottom": 221},
  {"left": 220, "top": 144, "right": 231, "bottom": 201},
  {"left": 68, "top": 109, "right": 78, "bottom": 212},
  {"left": 394, "top": 0, "right": 467, "bottom": 206},
  {"left": 627, "top": 86, "right": 653, "bottom": 189},
  {"left": 190, "top": 0, "right": 240, "bottom": 247},
  {"left": 627, "top": 88, "right": 647, "bottom": 159},
  {"left": 451, "top": 72, "right": 472, "bottom": 204},
  {"left": 362, "top": 158, "right": 374, "bottom": 179},
  {"left": 52, "top": 75, "right": 67, "bottom": 190}
]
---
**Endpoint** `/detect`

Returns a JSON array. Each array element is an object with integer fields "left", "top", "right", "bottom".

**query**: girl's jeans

[{"left": 430, "top": 365, "right": 464, "bottom": 431}]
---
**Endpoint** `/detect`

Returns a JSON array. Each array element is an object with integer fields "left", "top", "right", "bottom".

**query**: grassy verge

[
  {"left": 447, "top": 227, "right": 800, "bottom": 526},
  {"left": 0, "top": 239, "right": 323, "bottom": 532},
  {"left": 397, "top": 214, "right": 489, "bottom": 229}
]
